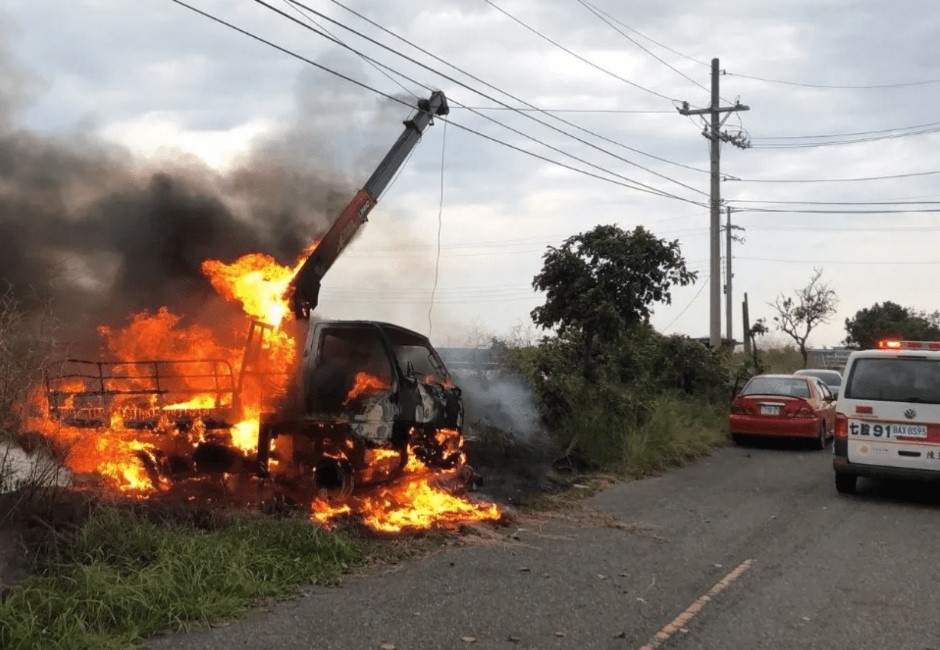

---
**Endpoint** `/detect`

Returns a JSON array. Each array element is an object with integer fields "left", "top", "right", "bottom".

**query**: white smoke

[{"left": 451, "top": 369, "right": 540, "bottom": 441}]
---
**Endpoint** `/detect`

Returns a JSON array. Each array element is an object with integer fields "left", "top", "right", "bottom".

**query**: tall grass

[
  {"left": 556, "top": 393, "right": 727, "bottom": 476},
  {"left": 0, "top": 507, "right": 365, "bottom": 650},
  {"left": 619, "top": 395, "right": 727, "bottom": 477}
]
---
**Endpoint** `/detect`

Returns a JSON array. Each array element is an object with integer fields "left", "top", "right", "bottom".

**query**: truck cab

[{"left": 258, "top": 319, "right": 465, "bottom": 497}]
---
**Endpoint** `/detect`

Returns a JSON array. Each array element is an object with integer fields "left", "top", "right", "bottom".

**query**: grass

[
  {"left": 618, "top": 395, "right": 728, "bottom": 478},
  {"left": 555, "top": 391, "right": 728, "bottom": 479},
  {"left": 0, "top": 506, "right": 366, "bottom": 650}
]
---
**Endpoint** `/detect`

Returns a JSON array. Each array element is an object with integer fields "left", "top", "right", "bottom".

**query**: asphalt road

[{"left": 148, "top": 441, "right": 940, "bottom": 650}]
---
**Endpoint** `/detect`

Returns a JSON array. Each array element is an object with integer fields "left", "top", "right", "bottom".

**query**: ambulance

[{"left": 833, "top": 339, "right": 940, "bottom": 494}]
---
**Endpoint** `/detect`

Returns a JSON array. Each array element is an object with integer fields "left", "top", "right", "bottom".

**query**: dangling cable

[{"left": 427, "top": 119, "right": 448, "bottom": 338}]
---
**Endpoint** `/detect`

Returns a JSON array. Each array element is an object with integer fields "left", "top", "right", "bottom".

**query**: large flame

[
  {"left": 24, "top": 240, "right": 501, "bottom": 533},
  {"left": 310, "top": 444, "right": 501, "bottom": 534}
]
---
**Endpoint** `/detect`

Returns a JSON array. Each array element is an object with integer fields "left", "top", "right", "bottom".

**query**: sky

[{"left": 2, "top": 0, "right": 940, "bottom": 350}]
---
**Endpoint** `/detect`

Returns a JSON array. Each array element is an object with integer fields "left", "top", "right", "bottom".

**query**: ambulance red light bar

[{"left": 876, "top": 339, "right": 940, "bottom": 350}]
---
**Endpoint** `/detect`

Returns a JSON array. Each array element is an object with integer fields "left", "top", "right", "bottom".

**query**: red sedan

[{"left": 729, "top": 374, "right": 835, "bottom": 449}]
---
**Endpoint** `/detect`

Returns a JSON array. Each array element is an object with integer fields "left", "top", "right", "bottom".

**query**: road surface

[{"left": 148, "top": 441, "right": 940, "bottom": 650}]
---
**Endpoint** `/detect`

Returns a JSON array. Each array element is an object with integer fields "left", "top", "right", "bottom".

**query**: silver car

[{"left": 794, "top": 368, "right": 843, "bottom": 398}]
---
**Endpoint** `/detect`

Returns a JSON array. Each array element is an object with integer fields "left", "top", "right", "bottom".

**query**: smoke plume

[{"left": 0, "top": 45, "right": 404, "bottom": 349}]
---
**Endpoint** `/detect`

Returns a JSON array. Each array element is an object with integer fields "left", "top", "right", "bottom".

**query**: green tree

[
  {"left": 531, "top": 224, "right": 697, "bottom": 380},
  {"left": 843, "top": 301, "right": 940, "bottom": 349},
  {"left": 770, "top": 268, "right": 838, "bottom": 368}
]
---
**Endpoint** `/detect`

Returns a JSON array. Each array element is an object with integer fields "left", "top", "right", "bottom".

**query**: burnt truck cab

[{"left": 257, "top": 320, "right": 464, "bottom": 495}]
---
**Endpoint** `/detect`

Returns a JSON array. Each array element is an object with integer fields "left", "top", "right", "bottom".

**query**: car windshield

[
  {"left": 845, "top": 357, "right": 940, "bottom": 403},
  {"left": 796, "top": 370, "right": 842, "bottom": 387},
  {"left": 741, "top": 377, "right": 810, "bottom": 398}
]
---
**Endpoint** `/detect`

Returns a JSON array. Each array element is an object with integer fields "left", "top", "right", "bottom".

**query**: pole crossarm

[{"left": 677, "top": 102, "right": 750, "bottom": 116}]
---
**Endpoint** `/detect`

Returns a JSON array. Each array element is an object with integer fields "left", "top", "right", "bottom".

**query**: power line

[
  {"left": 462, "top": 106, "right": 676, "bottom": 114},
  {"left": 268, "top": 0, "right": 708, "bottom": 201},
  {"left": 439, "top": 115, "right": 706, "bottom": 202},
  {"left": 745, "top": 224, "right": 940, "bottom": 232},
  {"left": 167, "top": 0, "right": 703, "bottom": 202},
  {"left": 750, "top": 124, "right": 940, "bottom": 148},
  {"left": 725, "top": 71, "right": 940, "bottom": 90},
  {"left": 729, "top": 199, "right": 940, "bottom": 206},
  {"left": 751, "top": 120, "right": 940, "bottom": 140},
  {"left": 481, "top": 0, "right": 680, "bottom": 103},
  {"left": 344, "top": 226, "right": 710, "bottom": 255},
  {"left": 315, "top": 0, "right": 710, "bottom": 182},
  {"left": 727, "top": 169, "right": 940, "bottom": 183},
  {"left": 278, "top": 0, "right": 417, "bottom": 99},
  {"left": 576, "top": 0, "right": 710, "bottom": 96},
  {"left": 734, "top": 207, "right": 940, "bottom": 214},
  {"left": 661, "top": 273, "right": 710, "bottom": 333},
  {"left": 573, "top": 0, "right": 709, "bottom": 68},
  {"left": 736, "top": 256, "right": 940, "bottom": 265},
  {"left": 428, "top": 119, "right": 447, "bottom": 337}
]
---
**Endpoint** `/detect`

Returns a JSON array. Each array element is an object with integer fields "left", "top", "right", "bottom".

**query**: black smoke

[{"left": 0, "top": 46, "right": 401, "bottom": 349}]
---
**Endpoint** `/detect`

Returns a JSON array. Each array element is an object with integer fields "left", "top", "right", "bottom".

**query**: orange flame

[
  {"left": 201, "top": 241, "right": 318, "bottom": 328},
  {"left": 343, "top": 372, "right": 390, "bottom": 405},
  {"left": 25, "top": 236, "right": 503, "bottom": 536},
  {"left": 310, "top": 434, "right": 501, "bottom": 534}
]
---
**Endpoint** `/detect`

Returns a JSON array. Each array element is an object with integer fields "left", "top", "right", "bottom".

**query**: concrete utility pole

[
  {"left": 724, "top": 206, "right": 744, "bottom": 343},
  {"left": 742, "top": 292, "right": 751, "bottom": 358},
  {"left": 678, "top": 58, "right": 749, "bottom": 349}
]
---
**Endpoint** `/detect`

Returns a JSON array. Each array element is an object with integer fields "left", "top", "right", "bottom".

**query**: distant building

[{"left": 807, "top": 347, "right": 851, "bottom": 370}]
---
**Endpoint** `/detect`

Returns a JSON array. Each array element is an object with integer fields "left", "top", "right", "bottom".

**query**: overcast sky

[{"left": 3, "top": 0, "right": 940, "bottom": 349}]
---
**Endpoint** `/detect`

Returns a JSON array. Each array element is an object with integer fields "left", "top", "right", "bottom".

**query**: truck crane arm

[{"left": 288, "top": 91, "right": 449, "bottom": 319}]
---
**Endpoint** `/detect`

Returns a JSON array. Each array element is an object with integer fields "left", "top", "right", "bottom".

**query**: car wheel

[
  {"left": 731, "top": 433, "right": 747, "bottom": 446},
  {"left": 814, "top": 422, "right": 827, "bottom": 450},
  {"left": 835, "top": 473, "right": 857, "bottom": 494}
]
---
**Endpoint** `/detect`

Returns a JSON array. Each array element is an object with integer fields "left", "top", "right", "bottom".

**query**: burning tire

[{"left": 313, "top": 456, "right": 354, "bottom": 497}]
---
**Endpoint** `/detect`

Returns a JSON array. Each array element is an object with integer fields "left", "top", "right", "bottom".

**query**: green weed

[
  {"left": 619, "top": 395, "right": 727, "bottom": 477},
  {"left": 0, "top": 507, "right": 364, "bottom": 650}
]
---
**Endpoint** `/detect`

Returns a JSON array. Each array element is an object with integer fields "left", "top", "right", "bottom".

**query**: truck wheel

[{"left": 835, "top": 473, "right": 857, "bottom": 495}]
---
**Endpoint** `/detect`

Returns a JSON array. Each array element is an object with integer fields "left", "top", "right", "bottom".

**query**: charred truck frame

[{"left": 45, "top": 92, "right": 462, "bottom": 498}]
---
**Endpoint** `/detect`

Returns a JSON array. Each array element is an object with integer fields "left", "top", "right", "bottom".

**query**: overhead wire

[
  {"left": 576, "top": 0, "right": 711, "bottom": 96},
  {"left": 574, "top": 0, "right": 709, "bottom": 68},
  {"left": 166, "top": 0, "right": 703, "bottom": 202},
  {"left": 736, "top": 256, "right": 940, "bottom": 265},
  {"left": 744, "top": 224, "right": 940, "bottom": 232},
  {"left": 480, "top": 0, "right": 680, "bottom": 103},
  {"left": 749, "top": 124, "right": 940, "bottom": 148},
  {"left": 461, "top": 107, "right": 676, "bottom": 114},
  {"left": 725, "top": 71, "right": 940, "bottom": 90},
  {"left": 733, "top": 207, "right": 940, "bottom": 214},
  {"left": 727, "top": 169, "right": 940, "bottom": 183},
  {"left": 278, "top": 0, "right": 417, "bottom": 99},
  {"left": 344, "top": 226, "right": 710, "bottom": 256},
  {"left": 309, "top": 0, "right": 711, "bottom": 182},
  {"left": 428, "top": 119, "right": 447, "bottom": 338},
  {"left": 661, "top": 273, "right": 710, "bottom": 333},
  {"left": 729, "top": 199, "right": 940, "bottom": 206},
  {"left": 751, "top": 120, "right": 940, "bottom": 140}
]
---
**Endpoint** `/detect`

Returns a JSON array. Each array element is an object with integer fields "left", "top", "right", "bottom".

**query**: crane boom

[{"left": 289, "top": 91, "right": 449, "bottom": 319}]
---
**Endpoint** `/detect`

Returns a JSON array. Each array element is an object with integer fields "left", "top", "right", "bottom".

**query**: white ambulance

[{"left": 833, "top": 339, "right": 940, "bottom": 494}]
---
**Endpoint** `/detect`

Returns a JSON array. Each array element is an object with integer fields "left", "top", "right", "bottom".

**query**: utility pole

[
  {"left": 678, "top": 58, "right": 749, "bottom": 349},
  {"left": 724, "top": 206, "right": 744, "bottom": 343},
  {"left": 742, "top": 292, "right": 751, "bottom": 358}
]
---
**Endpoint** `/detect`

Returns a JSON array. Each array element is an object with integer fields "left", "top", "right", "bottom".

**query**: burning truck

[{"left": 31, "top": 92, "right": 500, "bottom": 531}]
